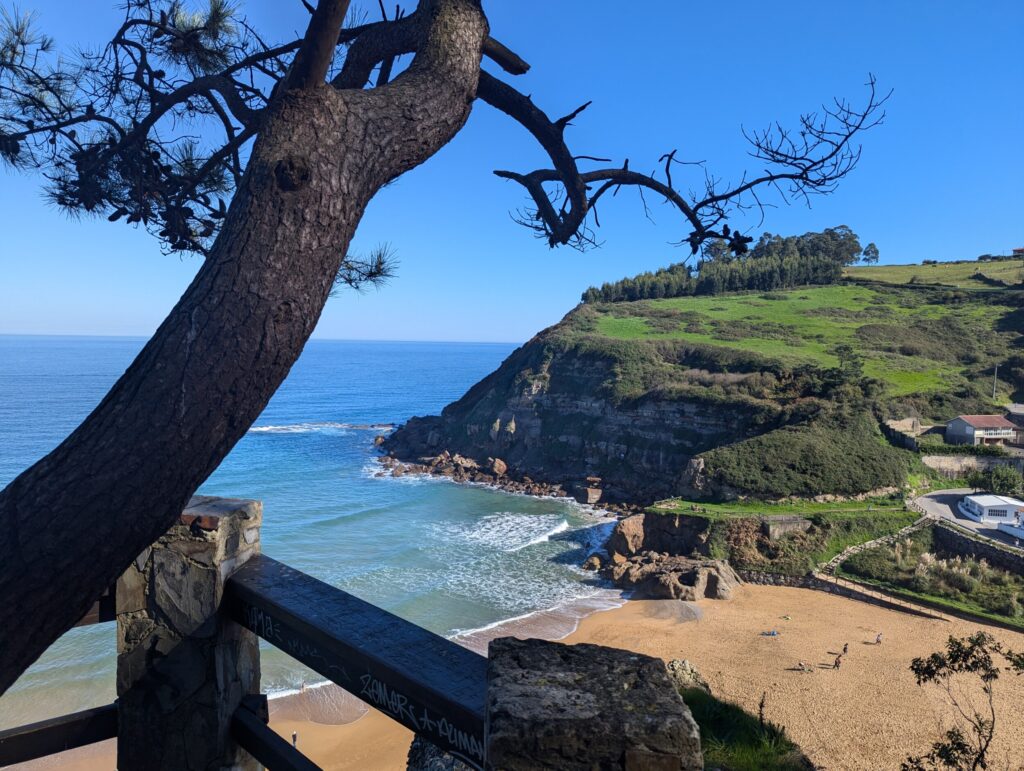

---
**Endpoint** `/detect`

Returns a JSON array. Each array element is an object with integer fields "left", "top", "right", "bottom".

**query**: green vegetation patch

[
  {"left": 651, "top": 497, "right": 906, "bottom": 520},
  {"left": 647, "top": 494, "right": 917, "bottom": 575},
  {"left": 846, "top": 258, "right": 1024, "bottom": 289},
  {"left": 589, "top": 283, "right": 1021, "bottom": 400},
  {"left": 715, "top": 509, "right": 917, "bottom": 575},
  {"left": 699, "top": 412, "right": 913, "bottom": 499},
  {"left": 840, "top": 527, "right": 1024, "bottom": 628},
  {"left": 683, "top": 688, "right": 812, "bottom": 771}
]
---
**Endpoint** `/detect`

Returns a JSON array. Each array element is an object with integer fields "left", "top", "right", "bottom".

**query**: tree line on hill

[{"left": 582, "top": 225, "right": 879, "bottom": 303}]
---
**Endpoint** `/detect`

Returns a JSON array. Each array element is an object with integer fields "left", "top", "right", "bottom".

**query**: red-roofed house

[{"left": 945, "top": 415, "right": 1017, "bottom": 446}]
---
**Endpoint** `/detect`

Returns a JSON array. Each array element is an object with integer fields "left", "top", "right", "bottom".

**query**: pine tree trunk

[{"left": 0, "top": 0, "right": 487, "bottom": 695}]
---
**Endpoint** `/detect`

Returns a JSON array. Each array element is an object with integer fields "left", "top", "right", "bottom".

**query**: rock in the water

[
  {"left": 572, "top": 485, "right": 603, "bottom": 505},
  {"left": 488, "top": 456, "right": 508, "bottom": 476},
  {"left": 607, "top": 555, "right": 741, "bottom": 601},
  {"left": 582, "top": 554, "right": 604, "bottom": 571},
  {"left": 666, "top": 659, "right": 711, "bottom": 694}
]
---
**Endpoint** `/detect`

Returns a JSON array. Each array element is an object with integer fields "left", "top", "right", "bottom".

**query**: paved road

[{"left": 914, "top": 488, "right": 1023, "bottom": 549}]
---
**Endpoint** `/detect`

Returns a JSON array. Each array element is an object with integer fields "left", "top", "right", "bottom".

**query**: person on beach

[
  {"left": 833, "top": 655, "right": 842, "bottom": 669},
  {"left": 875, "top": 632, "right": 883, "bottom": 645},
  {"left": 842, "top": 642, "right": 849, "bottom": 655}
]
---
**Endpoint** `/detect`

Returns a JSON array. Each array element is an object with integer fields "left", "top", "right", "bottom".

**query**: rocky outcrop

[
  {"left": 606, "top": 512, "right": 713, "bottom": 559},
  {"left": 666, "top": 659, "right": 711, "bottom": 694},
  {"left": 487, "top": 638, "right": 703, "bottom": 770},
  {"left": 383, "top": 330, "right": 777, "bottom": 504},
  {"left": 606, "top": 554, "right": 741, "bottom": 600}
]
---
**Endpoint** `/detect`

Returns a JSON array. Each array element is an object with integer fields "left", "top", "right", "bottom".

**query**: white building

[
  {"left": 945, "top": 415, "right": 1017, "bottom": 446},
  {"left": 958, "top": 494, "right": 1024, "bottom": 524}
]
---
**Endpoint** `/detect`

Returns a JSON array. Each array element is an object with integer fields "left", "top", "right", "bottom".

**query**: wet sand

[{"left": 13, "top": 586, "right": 1024, "bottom": 770}]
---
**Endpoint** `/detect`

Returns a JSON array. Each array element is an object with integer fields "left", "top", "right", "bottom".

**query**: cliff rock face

[
  {"left": 384, "top": 331, "right": 765, "bottom": 503},
  {"left": 606, "top": 512, "right": 713, "bottom": 558}
]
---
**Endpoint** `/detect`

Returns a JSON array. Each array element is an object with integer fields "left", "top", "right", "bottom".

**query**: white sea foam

[
  {"left": 249, "top": 421, "right": 393, "bottom": 434},
  {"left": 440, "top": 512, "right": 570, "bottom": 553},
  {"left": 508, "top": 519, "right": 570, "bottom": 551}
]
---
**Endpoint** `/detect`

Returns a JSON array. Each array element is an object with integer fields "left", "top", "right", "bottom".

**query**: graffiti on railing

[{"left": 358, "top": 674, "right": 485, "bottom": 764}]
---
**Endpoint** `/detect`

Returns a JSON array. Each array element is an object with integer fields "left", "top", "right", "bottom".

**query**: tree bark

[{"left": 0, "top": 0, "right": 487, "bottom": 695}]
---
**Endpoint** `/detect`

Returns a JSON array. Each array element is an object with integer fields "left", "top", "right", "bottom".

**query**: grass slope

[
  {"left": 592, "top": 283, "right": 1019, "bottom": 399},
  {"left": 846, "top": 258, "right": 1024, "bottom": 288},
  {"left": 683, "top": 688, "right": 812, "bottom": 770},
  {"left": 652, "top": 497, "right": 907, "bottom": 520},
  {"left": 839, "top": 526, "right": 1024, "bottom": 629},
  {"left": 517, "top": 259, "right": 1022, "bottom": 500}
]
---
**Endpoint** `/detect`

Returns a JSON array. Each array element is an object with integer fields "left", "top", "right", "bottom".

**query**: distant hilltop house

[
  {"left": 945, "top": 415, "right": 1018, "bottom": 446},
  {"left": 958, "top": 494, "right": 1024, "bottom": 540}
]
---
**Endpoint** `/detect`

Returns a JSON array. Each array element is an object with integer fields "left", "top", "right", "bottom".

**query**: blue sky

[{"left": 1, "top": 0, "right": 1021, "bottom": 342}]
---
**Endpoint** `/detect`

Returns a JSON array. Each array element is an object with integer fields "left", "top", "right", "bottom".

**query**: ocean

[{"left": 0, "top": 335, "right": 620, "bottom": 729}]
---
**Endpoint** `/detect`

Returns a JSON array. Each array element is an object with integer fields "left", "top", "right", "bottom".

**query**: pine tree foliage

[{"left": 582, "top": 225, "right": 879, "bottom": 303}]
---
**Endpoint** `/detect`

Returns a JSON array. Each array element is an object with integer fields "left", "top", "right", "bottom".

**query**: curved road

[{"left": 914, "top": 488, "right": 1024, "bottom": 549}]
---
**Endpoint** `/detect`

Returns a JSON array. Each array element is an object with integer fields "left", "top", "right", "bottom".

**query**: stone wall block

[
  {"left": 116, "top": 495, "right": 263, "bottom": 771},
  {"left": 486, "top": 638, "right": 702, "bottom": 770}
]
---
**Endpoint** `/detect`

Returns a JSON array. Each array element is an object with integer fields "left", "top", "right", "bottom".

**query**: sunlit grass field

[
  {"left": 591, "top": 284, "right": 1015, "bottom": 396},
  {"left": 650, "top": 496, "right": 906, "bottom": 520},
  {"left": 845, "top": 258, "right": 1024, "bottom": 288}
]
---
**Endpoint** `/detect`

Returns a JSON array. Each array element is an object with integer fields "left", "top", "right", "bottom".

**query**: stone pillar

[
  {"left": 485, "top": 638, "right": 702, "bottom": 770},
  {"left": 116, "top": 496, "right": 262, "bottom": 770}
]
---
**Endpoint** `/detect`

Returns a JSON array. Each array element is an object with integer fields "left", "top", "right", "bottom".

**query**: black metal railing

[
  {"left": 1, "top": 554, "right": 488, "bottom": 770},
  {"left": 224, "top": 554, "right": 487, "bottom": 768}
]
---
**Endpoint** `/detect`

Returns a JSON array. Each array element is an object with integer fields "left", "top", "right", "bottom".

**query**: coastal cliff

[
  {"left": 383, "top": 307, "right": 789, "bottom": 503},
  {"left": 383, "top": 293, "right": 924, "bottom": 504}
]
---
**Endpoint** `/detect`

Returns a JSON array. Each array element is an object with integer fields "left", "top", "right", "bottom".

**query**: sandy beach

[{"left": 12, "top": 585, "right": 1024, "bottom": 771}]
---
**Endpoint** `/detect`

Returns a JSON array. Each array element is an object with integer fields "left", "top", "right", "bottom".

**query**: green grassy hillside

[
  {"left": 589, "top": 282, "right": 1021, "bottom": 401},
  {"left": 845, "top": 258, "right": 1024, "bottom": 288},
  {"left": 555, "top": 264, "right": 1023, "bottom": 499},
  {"left": 392, "top": 257, "right": 1023, "bottom": 502}
]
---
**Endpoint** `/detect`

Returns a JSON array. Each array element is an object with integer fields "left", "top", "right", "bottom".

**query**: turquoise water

[{"left": 0, "top": 335, "right": 615, "bottom": 727}]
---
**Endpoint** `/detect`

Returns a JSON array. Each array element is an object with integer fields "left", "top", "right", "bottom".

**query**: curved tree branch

[
  {"left": 285, "top": 0, "right": 352, "bottom": 90},
  {"left": 480, "top": 72, "right": 889, "bottom": 254}
]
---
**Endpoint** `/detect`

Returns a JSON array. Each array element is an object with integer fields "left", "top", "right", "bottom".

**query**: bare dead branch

[{"left": 481, "top": 71, "right": 889, "bottom": 254}]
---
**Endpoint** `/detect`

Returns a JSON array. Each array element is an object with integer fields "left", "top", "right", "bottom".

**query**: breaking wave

[{"left": 248, "top": 421, "right": 392, "bottom": 434}]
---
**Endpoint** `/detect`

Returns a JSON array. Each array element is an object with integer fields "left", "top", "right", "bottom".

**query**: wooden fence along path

[
  {"left": 811, "top": 496, "right": 1024, "bottom": 628},
  {"left": 818, "top": 512, "right": 935, "bottom": 577},
  {"left": 0, "top": 497, "right": 702, "bottom": 771}
]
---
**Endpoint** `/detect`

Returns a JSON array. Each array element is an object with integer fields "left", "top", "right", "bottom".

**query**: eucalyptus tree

[{"left": 0, "top": 0, "right": 887, "bottom": 692}]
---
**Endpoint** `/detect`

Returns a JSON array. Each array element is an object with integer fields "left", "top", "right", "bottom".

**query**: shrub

[
  {"left": 701, "top": 411, "right": 911, "bottom": 498},
  {"left": 838, "top": 526, "right": 1024, "bottom": 625}
]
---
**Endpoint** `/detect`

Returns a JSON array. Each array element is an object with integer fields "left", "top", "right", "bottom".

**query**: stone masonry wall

[
  {"left": 116, "top": 496, "right": 262, "bottom": 770},
  {"left": 932, "top": 522, "right": 1024, "bottom": 575}
]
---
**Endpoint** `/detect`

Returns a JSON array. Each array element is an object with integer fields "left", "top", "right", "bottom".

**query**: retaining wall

[
  {"left": 921, "top": 455, "right": 1024, "bottom": 478},
  {"left": 932, "top": 522, "right": 1024, "bottom": 575},
  {"left": 736, "top": 570, "right": 942, "bottom": 619}
]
